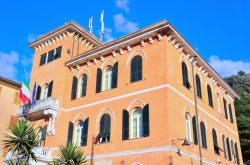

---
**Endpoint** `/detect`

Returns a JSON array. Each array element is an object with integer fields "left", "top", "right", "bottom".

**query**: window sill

[
  {"left": 129, "top": 78, "right": 144, "bottom": 84},
  {"left": 96, "top": 141, "right": 112, "bottom": 145}
]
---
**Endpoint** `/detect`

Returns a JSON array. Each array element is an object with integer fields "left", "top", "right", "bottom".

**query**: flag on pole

[
  {"left": 31, "top": 82, "right": 36, "bottom": 107},
  {"left": 19, "top": 78, "right": 30, "bottom": 104}
]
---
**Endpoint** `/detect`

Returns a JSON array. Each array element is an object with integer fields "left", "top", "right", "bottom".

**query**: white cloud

[
  {"left": 104, "top": 28, "right": 115, "bottom": 43},
  {"left": 113, "top": 14, "right": 139, "bottom": 33},
  {"left": 115, "top": 0, "right": 130, "bottom": 12},
  {"left": 0, "top": 51, "right": 19, "bottom": 80},
  {"left": 209, "top": 55, "right": 250, "bottom": 77},
  {"left": 27, "top": 34, "right": 40, "bottom": 43},
  {"left": 21, "top": 54, "right": 33, "bottom": 67}
]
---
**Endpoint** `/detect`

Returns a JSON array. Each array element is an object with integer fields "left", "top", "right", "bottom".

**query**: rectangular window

[
  {"left": 40, "top": 53, "right": 47, "bottom": 66},
  {"left": 54, "top": 46, "right": 62, "bottom": 60},
  {"left": 47, "top": 50, "right": 54, "bottom": 63}
]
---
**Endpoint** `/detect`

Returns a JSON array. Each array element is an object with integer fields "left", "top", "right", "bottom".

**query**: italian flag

[{"left": 19, "top": 79, "right": 30, "bottom": 104}]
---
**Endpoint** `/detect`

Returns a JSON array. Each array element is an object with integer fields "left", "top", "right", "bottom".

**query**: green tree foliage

[
  {"left": 224, "top": 71, "right": 250, "bottom": 163},
  {"left": 3, "top": 120, "right": 40, "bottom": 164},
  {"left": 54, "top": 143, "right": 87, "bottom": 165}
]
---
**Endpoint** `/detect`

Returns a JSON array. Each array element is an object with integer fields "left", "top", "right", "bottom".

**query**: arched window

[
  {"left": 43, "top": 84, "right": 49, "bottom": 99},
  {"left": 185, "top": 113, "right": 192, "bottom": 142},
  {"left": 192, "top": 116, "right": 198, "bottom": 145},
  {"left": 131, "top": 55, "right": 142, "bottom": 83},
  {"left": 222, "top": 135, "right": 227, "bottom": 159},
  {"left": 132, "top": 108, "right": 143, "bottom": 138},
  {"left": 78, "top": 74, "right": 88, "bottom": 98},
  {"left": 229, "top": 104, "right": 234, "bottom": 123},
  {"left": 226, "top": 137, "right": 232, "bottom": 161},
  {"left": 74, "top": 119, "right": 88, "bottom": 147},
  {"left": 103, "top": 66, "right": 113, "bottom": 91},
  {"left": 200, "top": 121, "right": 207, "bottom": 149},
  {"left": 182, "top": 62, "right": 190, "bottom": 89},
  {"left": 99, "top": 114, "right": 111, "bottom": 143},
  {"left": 212, "top": 129, "right": 219, "bottom": 154},
  {"left": 207, "top": 85, "right": 213, "bottom": 107},
  {"left": 196, "top": 75, "right": 202, "bottom": 98}
]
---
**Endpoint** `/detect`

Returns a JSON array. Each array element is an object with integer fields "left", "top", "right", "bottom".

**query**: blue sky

[{"left": 0, "top": 0, "right": 250, "bottom": 82}]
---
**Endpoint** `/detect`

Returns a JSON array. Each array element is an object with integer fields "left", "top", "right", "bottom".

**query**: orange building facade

[
  {"left": 10, "top": 20, "right": 243, "bottom": 165},
  {"left": 0, "top": 76, "right": 21, "bottom": 162}
]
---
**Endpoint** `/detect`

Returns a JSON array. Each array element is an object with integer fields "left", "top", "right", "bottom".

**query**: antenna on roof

[
  {"left": 99, "top": 10, "right": 105, "bottom": 41},
  {"left": 88, "top": 17, "right": 93, "bottom": 33}
]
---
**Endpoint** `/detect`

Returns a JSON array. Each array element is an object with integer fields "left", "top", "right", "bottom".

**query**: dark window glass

[
  {"left": 192, "top": 116, "right": 198, "bottom": 145},
  {"left": 122, "top": 110, "right": 129, "bottom": 140},
  {"left": 207, "top": 85, "right": 213, "bottom": 107},
  {"left": 99, "top": 114, "right": 111, "bottom": 143},
  {"left": 96, "top": 68, "right": 102, "bottom": 93},
  {"left": 196, "top": 75, "right": 202, "bottom": 98},
  {"left": 200, "top": 121, "right": 207, "bottom": 149},
  {"left": 229, "top": 104, "right": 234, "bottom": 123},
  {"left": 79, "top": 118, "right": 89, "bottom": 146},
  {"left": 80, "top": 74, "right": 87, "bottom": 97},
  {"left": 54, "top": 46, "right": 62, "bottom": 59},
  {"left": 36, "top": 85, "right": 41, "bottom": 100},
  {"left": 182, "top": 62, "right": 191, "bottom": 89},
  {"left": 47, "top": 50, "right": 54, "bottom": 63},
  {"left": 212, "top": 129, "right": 219, "bottom": 154},
  {"left": 48, "top": 81, "right": 53, "bottom": 97},
  {"left": 131, "top": 55, "right": 142, "bottom": 82},
  {"left": 223, "top": 98, "right": 228, "bottom": 119},
  {"left": 40, "top": 53, "right": 47, "bottom": 66}
]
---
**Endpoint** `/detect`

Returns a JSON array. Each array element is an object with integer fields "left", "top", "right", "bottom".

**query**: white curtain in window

[
  {"left": 185, "top": 113, "right": 192, "bottom": 141},
  {"left": 103, "top": 66, "right": 112, "bottom": 91},
  {"left": 43, "top": 84, "right": 49, "bottom": 99},
  {"left": 78, "top": 76, "right": 84, "bottom": 98},
  {"left": 75, "top": 123, "right": 82, "bottom": 146},
  {"left": 132, "top": 108, "right": 143, "bottom": 138}
]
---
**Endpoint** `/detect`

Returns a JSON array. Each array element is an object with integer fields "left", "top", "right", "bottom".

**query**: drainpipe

[{"left": 191, "top": 56, "right": 203, "bottom": 165}]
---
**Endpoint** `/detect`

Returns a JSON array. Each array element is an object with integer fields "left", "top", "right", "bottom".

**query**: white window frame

[
  {"left": 131, "top": 108, "right": 143, "bottom": 139},
  {"left": 185, "top": 113, "right": 192, "bottom": 142},
  {"left": 103, "top": 66, "right": 113, "bottom": 91}
]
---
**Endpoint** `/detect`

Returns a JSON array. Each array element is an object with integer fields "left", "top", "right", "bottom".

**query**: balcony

[{"left": 18, "top": 97, "right": 59, "bottom": 120}]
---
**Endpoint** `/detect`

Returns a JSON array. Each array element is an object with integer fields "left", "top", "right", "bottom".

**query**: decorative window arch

[
  {"left": 78, "top": 74, "right": 88, "bottom": 98},
  {"left": 207, "top": 85, "right": 213, "bottom": 107},
  {"left": 185, "top": 113, "right": 192, "bottom": 142},
  {"left": 74, "top": 119, "right": 89, "bottom": 146},
  {"left": 192, "top": 116, "right": 198, "bottom": 145},
  {"left": 212, "top": 129, "right": 219, "bottom": 154},
  {"left": 131, "top": 55, "right": 142, "bottom": 82},
  {"left": 200, "top": 121, "right": 207, "bottom": 149},
  {"left": 131, "top": 108, "right": 143, "bottom": 138},
  {"left": 182, "top": 62, "right": 190, "bottom": 89},
  {"left": 98, "top": 114, "right": 111, "bottom": 143},
  {"left": 195, "top": 74, "right": 202, "bottom": 98}
]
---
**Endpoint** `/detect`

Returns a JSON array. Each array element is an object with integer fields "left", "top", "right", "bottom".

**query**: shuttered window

[
  {"left": 54, "top": 46, "right": 62, "bottom": 59},
  {"left": 192, "top": 116, "right": 198, "bottom": 145},
  {"left": 142, "top": 104, "right": 150, "bottom": 137},
  {"left": 99, "top": 114, "right": 111, "bottom": 143},
  {"left": 67, "top": 122, "right": 74, "bottom": 144},
  {"left": 182, "top": 62, "right": 191, "bottom": 89},
  {"left": 36, "top": 85, "right": 41, "bottom": 100},
  {"left": 196, "top": 74, "right": 202, "bottom": 98},
  {"left": 207, "top": 85, "right": 213, "bottom": 107},
  {"left": 222, "top": 135, "right": 227, "bottom": 159},
  {"left": 40, "top": 53, "right": 47, "bottom": 66},
  {"left": 223, "top": 98, "right": 228, "bottom": 119},
  {"left": 231, "top": 140, "right": 235, "bottom": 161},
  {"left": 96, "top": 68, "right": 102, "bottom": 93},
  {"left": 48, "top": 81, "right": 53, "bottom": 97},
  {"left": 226, "top": 137, "right": 232, "bottom": 161},
  {"left": 200, "top": 121, "right": 207, "bottom": 149},
  {"left": 112, "top": 62, "right": 118, "bottom": 88},
  {"left": 212, "top": 129, "right": 219, "bottom": 154},
  {"left": 71, "top": 76, "right": 78, "bottom": 100},
  {"left": 82, "top": 118, "right": 89, "bottom": 146},
  {"left": 78, "top": 74, "right": 87, "bottom": 98},
  {"left": 122, "top": 110, "right": 129, "bottom": 140},
  {"left": 41, "top": 125, "right": 47, "bottom": 141},
  {"left": 229, "top": 104, "right": 234, "bottom": 123},
  {"left": 131, "top": 55, "right": 142, "bottom": 83}
]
